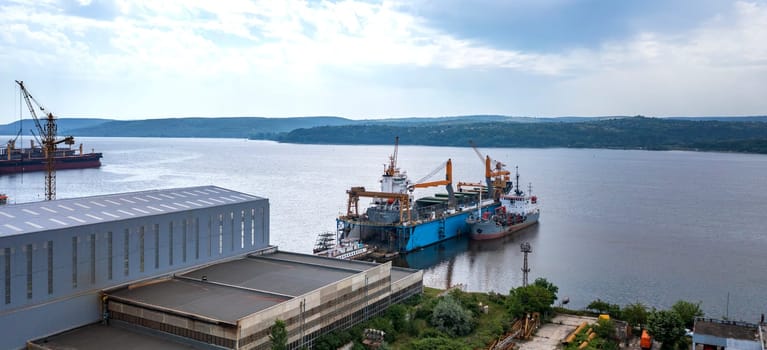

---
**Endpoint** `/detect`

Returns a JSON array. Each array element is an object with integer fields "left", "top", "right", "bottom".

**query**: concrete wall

[
  {"left": 0, "top": 198, "right": 268, "bottom": 350},
  {"left": 236, "top": 262, "right": 393, "bottom": 350}
]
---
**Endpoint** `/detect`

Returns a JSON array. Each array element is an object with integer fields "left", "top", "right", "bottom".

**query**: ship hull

[
  {"left": 469, "top": 211, "right": 539, "bottom": 240},
  {"left": 339, "top": 204, "right": 498, "bottom": 253},
  {"left": 0, "top": 154, "right": 102, "bottom": 175}
]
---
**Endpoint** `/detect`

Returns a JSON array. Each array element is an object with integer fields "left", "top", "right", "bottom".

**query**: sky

[{"left": 1, "top": 0, "right": 766, "bottom": 122}]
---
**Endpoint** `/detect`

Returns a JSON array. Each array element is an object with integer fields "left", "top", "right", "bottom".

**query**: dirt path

[{"left": 516, "top": 314, "right": 598, "bottom": 350}]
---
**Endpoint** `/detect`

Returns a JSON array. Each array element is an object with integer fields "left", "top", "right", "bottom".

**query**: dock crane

[
  {"left": 15, "top": 80, "right": 75, "bottom": 200},
  {"left": 409, "top": 159, "right": 456, "bottom": 208},
  {"left": 469, "top": 140, "right": 510, "bottom": 200}
]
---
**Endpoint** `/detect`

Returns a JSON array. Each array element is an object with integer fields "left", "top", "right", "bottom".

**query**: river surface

[{"left": 1, "top": 137, "right": 765, "bottom": 321}]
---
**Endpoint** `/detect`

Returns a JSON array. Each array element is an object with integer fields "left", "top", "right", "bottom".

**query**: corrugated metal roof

[{"left": 0, "top": 186, "right": 264, "bottom": 237}]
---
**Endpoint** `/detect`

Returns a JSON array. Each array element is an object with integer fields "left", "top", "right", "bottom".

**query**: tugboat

[{"left": 467, "top": 167, "right": 540, "bottom": 240}]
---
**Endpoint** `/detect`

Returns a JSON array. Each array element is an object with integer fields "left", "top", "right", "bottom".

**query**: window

[
  {"left": 195, "top": 217, "right": 200, "bottom": 260},
  {"left": 107, "top": 232, "right": 113, "bottom": 280},
  {"left": 139, "top": 226, "right": 145, "bottom": 273},
  {"left": 4, "top": 247, "right": 10, "bottom": 304},
  {"left": 261, "top": 207, "right": 266, "bottom": 243},
  {"left": 240, "top": 210, "right": 245, "bottom": 249},
  {"left": 72, "top": 237, "right": 78, "bottom": 288},
  {"left": 26, "top": 244, "right": 32, "bottom": 299},
  {"left": 47, "top": 241, "right": 53, "bottom": 294},
  {"left": 182, "top": 219, "right": 187, "bottom": 263},
  {"left": 250, "top": 209, "right": 255, "bottom": 246},
  {"left": 90, "top": 234, "right": 96, "bottom": 284},
  {"left": 208, "top": 217, "right": 213, "bottom": 257},
  {"left": 123, "top": 229, "right": 130, "bottom": 276},
  {"left": 153, "top": 224, "right": 159, "bottom": 269},
  {"left": 218, "top": 214, "right": 223, "bottom": 254},
  {"left": 169, "top": 221, "right": 174, "bottom": 266}
]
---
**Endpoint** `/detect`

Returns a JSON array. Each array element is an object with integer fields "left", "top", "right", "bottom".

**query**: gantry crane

[{"left": 15, "top": 80, "right": 74, "bottom": 200}]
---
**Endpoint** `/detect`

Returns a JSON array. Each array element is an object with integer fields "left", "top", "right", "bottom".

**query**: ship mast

[{"left": 15, "top": 80, "right": 74, "bottom": 200}]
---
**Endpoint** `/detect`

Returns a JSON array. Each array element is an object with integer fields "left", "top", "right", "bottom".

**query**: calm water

[{"left": 2, "top": 137, "right": 765, "bottom": 321}]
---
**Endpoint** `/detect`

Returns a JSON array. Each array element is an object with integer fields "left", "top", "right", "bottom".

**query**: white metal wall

[{"left": 0, "top": 198, "right": 269, "bottom": 350}]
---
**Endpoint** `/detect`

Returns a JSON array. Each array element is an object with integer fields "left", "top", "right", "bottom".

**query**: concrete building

[
  {"left": 1, "top": 186, "right": 423, "bottom": 350},
  {"left": 692, "top": 318, "right": 765, "bottom": 350},
  {"left": 1, "top": 186, "right": 268, "bottom": 349}
]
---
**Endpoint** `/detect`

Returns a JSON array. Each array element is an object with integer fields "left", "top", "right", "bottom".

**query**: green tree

[
  {"left": 587, "top": 299, "right": 621, "bottom": 316},
  {"left": 671, "top": 300, "right": 704, "bottom": 329},
  {"left": 647, "top": 310, "right": 685, "bottom": 349},
  {"left": 506, "top": 284, "right": 557, "bottom": 318},
  {"left": 385, "top": 303, "right": 408, "bottom": 332},
  {"left": 430, "top": 295, "right": 475, "bottom": 336},
  {"left": 622, "top": 302, "right": 649, "bottom": 327},
  {"left": 594, "top": 318, "right": 616, "bottom": 340},
  {"left": 269, "top": 319, "right": 288, "bottom": 350},
  {"left": 532, "top": 278, "right": 559, "bottom": 302}
]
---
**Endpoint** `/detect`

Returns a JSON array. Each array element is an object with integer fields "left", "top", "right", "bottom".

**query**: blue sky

[{"left": 1, "top": 0, "right": 766, "bottom": 122}]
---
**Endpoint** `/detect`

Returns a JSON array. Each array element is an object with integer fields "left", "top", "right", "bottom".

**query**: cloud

[{"left": 0, "top": 0, "right": 765, "bottom": 118}]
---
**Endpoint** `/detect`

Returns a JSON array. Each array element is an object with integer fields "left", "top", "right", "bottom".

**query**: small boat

[
  {"left": 313, "top": 234, "right": 371, "bottom": 260},
  {"left": 467, "top": 167, "right": 540, "bottom": 240},
  {"left": 0, "top": 193, "right": 7, "bottom": 205}
]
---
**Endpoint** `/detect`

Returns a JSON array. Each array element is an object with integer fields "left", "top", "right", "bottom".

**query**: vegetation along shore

[{"left": 266, "top": 279, "right": 710, "bottom": 350}]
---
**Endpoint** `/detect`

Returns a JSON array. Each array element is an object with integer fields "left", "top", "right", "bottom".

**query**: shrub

[{"left": 430, "top": 295, "right": 475, "bottom": 337}]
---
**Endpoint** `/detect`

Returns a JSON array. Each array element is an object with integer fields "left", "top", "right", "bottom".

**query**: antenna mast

[{"left": 521, "top": 242, "right": 532, "bottom": 287}]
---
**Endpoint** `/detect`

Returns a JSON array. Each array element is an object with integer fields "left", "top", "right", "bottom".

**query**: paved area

[{"left": 517, "top": 314, "right": 598, "bottom": 350}]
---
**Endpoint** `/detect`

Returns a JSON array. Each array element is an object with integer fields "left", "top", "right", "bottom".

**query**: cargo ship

[
  {"left": 2, "top": 80, "right": 103, "bottom": 175},
  {"left": 335, "top": 138, "right": 501, "bottom": 254},
  {"left": 467, "top": 167, "right": 540, "bottom": 240},
  {"left": 1, "top": 139, "right": 103, "bottom": 175}
]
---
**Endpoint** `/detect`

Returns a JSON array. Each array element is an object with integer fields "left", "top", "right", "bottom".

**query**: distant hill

[
  {"left": 0, "top": 118, "right": 111, "bottom": 136},
  {"left": 69, "top": 116, "right": 353, "bottom": 138},
  {"left": 1, "top": 115, "right": 766, "bottom": 152},
  {"left": 279, "top": 116, "right": 767, "bottom": 153}
]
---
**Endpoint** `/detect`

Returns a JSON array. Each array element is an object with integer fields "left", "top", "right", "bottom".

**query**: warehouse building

[
  {"left": 1, "top": 186, "right": 423, "bottom": 350},
  {"left": 0, "top": 186, "right": 269, "bottom": 349}
]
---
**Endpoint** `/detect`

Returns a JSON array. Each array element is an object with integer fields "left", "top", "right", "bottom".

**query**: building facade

[{"left": 0, "top": 186, "right": 269, "bottom": 350}]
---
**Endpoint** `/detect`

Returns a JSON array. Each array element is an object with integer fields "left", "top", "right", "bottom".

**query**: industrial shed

[
  {"left": 32, "top": 252, "right": 422, "bottom": 350},
  {"left": 0, "top": 186, "right": 269, "bottom": 350}
]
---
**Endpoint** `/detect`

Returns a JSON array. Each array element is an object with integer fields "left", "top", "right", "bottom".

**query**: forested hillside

[{"left": 280, "top": 117, "right": 767, "bottom": 153}]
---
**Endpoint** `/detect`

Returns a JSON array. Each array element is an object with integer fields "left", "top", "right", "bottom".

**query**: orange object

[{"left": 640, "top": 330, "right": 652, "bottom": 349}]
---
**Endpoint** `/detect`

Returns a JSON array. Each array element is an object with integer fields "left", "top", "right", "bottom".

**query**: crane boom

[
  {"left": 385, "top": 136, "right": 399, "bottom": 176},
  {"left": 15, "top": 80, "right": 74, "bottom": 200}
]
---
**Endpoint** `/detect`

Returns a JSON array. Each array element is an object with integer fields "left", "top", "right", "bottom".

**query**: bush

[
  {"left": 410, "top": 337, "right": 472, "bottom": 350},
  {"left": 431, "top": 295, "right": 475, "bottom": 337},
  {"left": 647, "top": 309, "right": 685, "bottom": 349},
  {"left": 670, "top": 300, "right": 704, "bottom": 329},
  {"left": 621, "top": 302, "right": 649, "bottom": 327}
]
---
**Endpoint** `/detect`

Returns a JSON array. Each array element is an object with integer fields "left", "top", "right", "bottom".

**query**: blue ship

[{"left": 336, "top": 138, "right": 502, "bottom": 254}]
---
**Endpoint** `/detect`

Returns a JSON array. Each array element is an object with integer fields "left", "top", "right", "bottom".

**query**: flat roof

[
  {"left": 694, "top": 319, "right": 760, "bottom": 341},
  {"left": 31, "top": 323, "right": 198, "bottom": 350},
  {"left": 109, "top": 278, "right": 289, "bottom": 324},
  {"left": 0, "top": 186, "right": 264, "bottom": 237},
  {"left": 181, "top": 255, "right": 360, "bottom": 297},
  {"left": 105, "top": 251, "right": 415, "bottom": 324}
]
